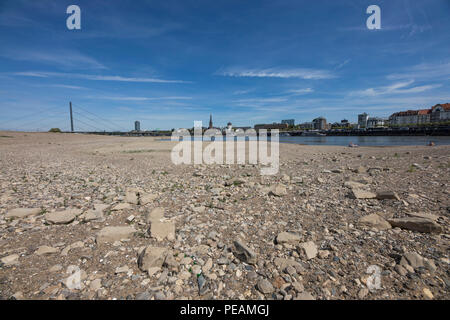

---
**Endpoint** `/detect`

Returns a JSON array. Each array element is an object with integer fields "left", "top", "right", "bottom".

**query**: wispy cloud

[
  {"left": 11, "top": 71, "right": 191, "bottom": 84},
  {"left": 95, "top": 96, "right": 192, "bottom": 101},
  {"left": 217, "top": 67, "right": 336, "bottom": 80},
  {"left": 0, "top": 49, "right": 107, "bottom": 69},
  {"left": 387, "top": 62, "right": 450, "bottom": 81},
  {"left": 350, "top": 80, "right": 441, "bottom": 97},
  {"left": 286, "top": 88, "right": 314, "bottom": 95}
]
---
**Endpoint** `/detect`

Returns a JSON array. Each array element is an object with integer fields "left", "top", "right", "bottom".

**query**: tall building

[
  {"left": 134, "top": 121, "right": 140, "bottom": 131},
  {"left": 358, "top": 113, "right": 368, "bottom": 128},
  {"left": 209, "top": 114, "right": 213, "bottom": 129},
  {"left": 312, "top": 117, "right": 327, "bottom": 130},
  {"left": 281, "top": 119, "right": 295, "bottom": 126}
]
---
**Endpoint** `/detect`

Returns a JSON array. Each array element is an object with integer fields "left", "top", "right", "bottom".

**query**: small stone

[
  {"left": 358, "top": 288, "right": 369, "bottom": 299},
  {"left": 233, "top": 240, "right": 257, "bottom": 264},
  {"left": 376, "top": 191, "right": 400, "bottom": 200},
  {"left": 140, "top": 193, "right": 158, "bottom": 205},
  {"left": 137, "top": 246, "right": 167, "bottom": 274},
  {"left": 112, "top": 203, "right": 131, "bottom": 211},
  {"left": 257, "top": 279, "right": 274, "bottom": 294},
  {"left": 276, "top": 232, "right": 301, "bottom": 244},
  {"left": 269, "top": 184, "right": 287, "bottom": 197},
  {"left": 422, "top": 288, "right": 433, "bottom": 299},
  {"left": 294, "top": 291, "right": 315, "bottom": 300},
  {"left": 298, "top": 241, "right": 318, "bottom": 260}
]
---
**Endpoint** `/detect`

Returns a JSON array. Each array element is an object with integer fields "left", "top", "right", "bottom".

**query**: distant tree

[{"left": 48, "top": 128, "right": 62, "bottom": 133}]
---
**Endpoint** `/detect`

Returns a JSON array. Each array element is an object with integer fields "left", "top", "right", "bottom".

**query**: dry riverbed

[{"left": 0, "top": 131, "right": 449, "bottom": 300}]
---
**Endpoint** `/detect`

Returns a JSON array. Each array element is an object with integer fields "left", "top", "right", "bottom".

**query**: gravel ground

[{"left": 0, "top": 131, "right": 449, "bottom": 300}]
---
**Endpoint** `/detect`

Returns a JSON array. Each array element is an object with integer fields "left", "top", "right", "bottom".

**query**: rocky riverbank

[{"left": 0, "top": 132, "right": 449, "bottom": 300}]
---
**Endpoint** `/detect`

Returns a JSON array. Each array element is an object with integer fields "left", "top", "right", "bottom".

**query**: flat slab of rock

[
  {"left": 358, "top": 214, "right": 392, "bottom": 230},
  {"left": 83, "top": 209, "right": 104, "bottom": 222},
  {"left": 233, "top": 240, "right": 257, "bottom": 264},
  {"left": 6, "top": 208, "right": 41, "bottom": 219},
  {"left": 125, "top": 190, "right": 139, "bottom": 204},
  {"left": 96, "top": 226, "right": 136, "bottom": 244},
  {"left": 350, "top": 189, "right": 376, "bottom": 199},
  {"left": 45, "top": 210, "right": 78, "bottom": 224},
  {"left": 112, "top": 203, "right": 132, "bottom": 211},
  {"left": 276, "top": 232, "right": 301, "bottom": 244},
  {"left": 138, "top": 246, "right": 167, "bottom": 274},
  {"left": 140, "top": 193, "right": 158, "bottom": 205},
  {"left": 150, "top": 221, "right": 175, "bottom": 241},
  {"left": 35, "top": 246, "right": 58, "bottom": 256},
  {"left": 388, "top": 217, "right": 443, "bottom": 234},
  {"left": 1, "top": 254, "right": 19, "bottom": 266},
  {"left": 406, "top": 212, "right": 440, "bottom": 221},
  {"left": 146, "top": 207, "right": 165, "bottom": 223}
]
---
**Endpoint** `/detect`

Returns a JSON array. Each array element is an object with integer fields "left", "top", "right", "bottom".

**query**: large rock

[
  {"left": 276, "top": 232, "right": 301, "bottom": 244},
  {"left": 137, "top": 246, "right": 167, "bottom": 274},
  {"left": 6, "top": 208, "right": 41, "bottom": 219},
  {"left": 350, "top": 189, "right": 376, "bottom": 199},
  {"left": 358, "top": 214, "right": 392, "bottom": 230},
  {"left": 45, "top": 210, "right": 78, "bottom": 224},
  {"left": 150, "top": 221, "right": 175, "bottom": 241},
  {"left": 111, "top": 203, "right": 131, "bottom": 211},
  {"left": 298, "top": 241, "right": 318, "bottom": 260},
  {"left": 406, "top": 212, "right": 439, "bottom": 221},
  {"left": 96, "top": 226, "right": 136, "bottom": 244},
  {"left": 146, "top": 207, "right": 165, "bottom": 223},
  {"left": 388, "top": 217, "right": 443, "bottom": 234},
  {"left": 233, "top": 240, "right": 257, "bottom": 264}
]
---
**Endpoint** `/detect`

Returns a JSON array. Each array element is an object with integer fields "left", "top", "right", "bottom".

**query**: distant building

[
  {"left": 209, "top": 114, "right": 213, "bottom": 129},
  {"left": 134, "top": 121, "right": 140, "bottom": 132},
  {"left": 254, "top": 123, "right": 288, "bottom": 131},
  {"left": 340, "top": 119, "right": 351, "bottom": 128},
  {"left": 431, "top": 103, "right": 450, "bottom": 122},
  {"left": 281, "top": 119, "right": 295, "bottom": 126},
  {"left": 358, "top": 113, "right": 369, "bottom": 128},
  {"left": 367, "top": 117, "right": 386, "bottom": 128},
  {"left": 298, "top": 122, "right": 313, "bottom": 130},
  {"left": 312, "top": 117, "right": 327, "bottom": 130},
  {"left": 389, "top": 103, "right": 450, "bottom": 126}
]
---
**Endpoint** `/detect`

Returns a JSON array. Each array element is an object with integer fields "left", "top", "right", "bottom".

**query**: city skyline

[{"left": 0, "top": 0, "right": 449, "bottom": 131}]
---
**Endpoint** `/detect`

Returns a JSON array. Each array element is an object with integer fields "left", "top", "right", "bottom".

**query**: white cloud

[
  {"left": 286, "top": 88, "right": 314, "bottom": 95},
  {"left": 0, "top": 49, "right": 107, "bottom": 69},
  {"left": 387, "top": 62, "right": 450, "bottom": 81},
  {"left": 218, "top": 67, "right": 336, "bottom": 80},
  {"left": 11, "top": 71, "right": 191, "bottom": 84},
  {"left": 350, "top": 80, "right": 441, "bottom": 97}
]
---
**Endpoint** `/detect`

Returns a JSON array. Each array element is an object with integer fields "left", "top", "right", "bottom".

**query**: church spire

[{"left": 209, "top": 114, "right": 213, "bottom": 129}]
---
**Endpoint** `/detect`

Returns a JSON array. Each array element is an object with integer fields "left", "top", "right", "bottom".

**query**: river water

[{"left": 278, "top": 135, "right": 450, "bottom": 146}]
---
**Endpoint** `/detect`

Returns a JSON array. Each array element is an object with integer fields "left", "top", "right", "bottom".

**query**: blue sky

[{"left": 0, "top": 0, "right": 449, "bottom": 131}]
